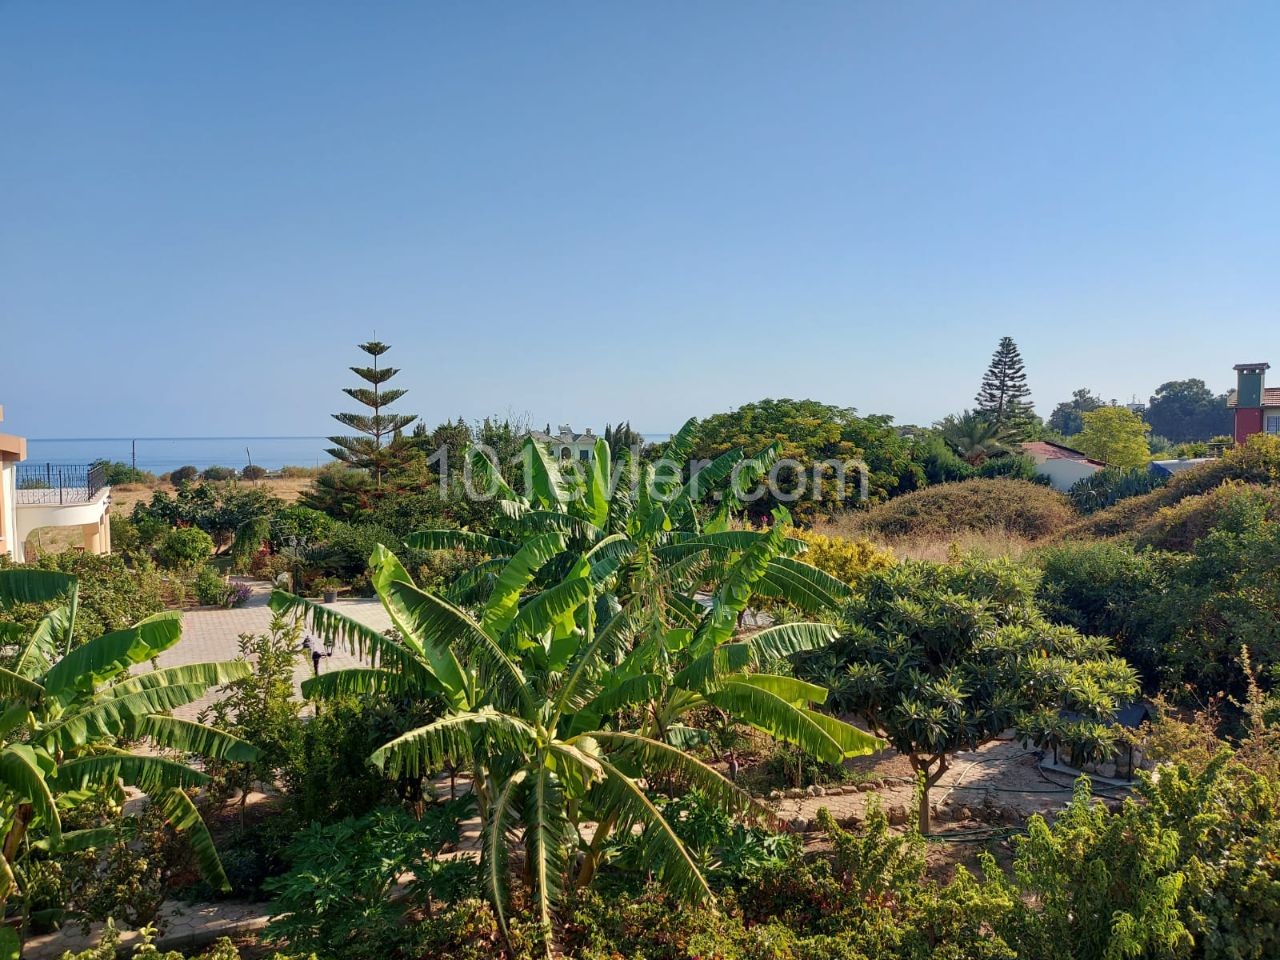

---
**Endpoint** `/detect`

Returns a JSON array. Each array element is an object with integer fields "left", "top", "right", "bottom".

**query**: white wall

[
  {"left": 0, "top": 460, "right": 16, "bottom": 560},
  {"left": 1034, "top": 458, "right": 1103, "bottom": 492}
]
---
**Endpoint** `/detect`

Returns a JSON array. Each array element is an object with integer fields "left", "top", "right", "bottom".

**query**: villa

[
  {"left": 0, "top": 407, "right": 112, "bottom": 561},
  {"left": 527, "top": 424, "right": 599, "bottom": 460}
]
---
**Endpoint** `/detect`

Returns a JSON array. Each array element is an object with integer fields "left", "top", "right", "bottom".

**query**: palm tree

[
  {"left": 0, "top": 570, "right": 259, "bottom": 948},
  {"left": 937, "top": 410, "right": 1018, "bottom": 465}
]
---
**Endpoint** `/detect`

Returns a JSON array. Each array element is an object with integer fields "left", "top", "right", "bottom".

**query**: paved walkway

[{"left": 155, "top": 581, "right": 392, "bottom": 720}]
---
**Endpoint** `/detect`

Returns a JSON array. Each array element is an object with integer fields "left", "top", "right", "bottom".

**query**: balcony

[{"left": 15, "top": 462, "right": 108, "bottom": 505}]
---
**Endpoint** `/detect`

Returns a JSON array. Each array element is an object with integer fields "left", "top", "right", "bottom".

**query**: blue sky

[{"left": 3, "top": 2, "right": 1277, "bottom": 438}]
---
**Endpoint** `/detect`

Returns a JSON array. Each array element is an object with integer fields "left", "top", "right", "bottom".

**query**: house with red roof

[{"left": 1020, "top": 440, "right": 1106, "bottom": 491}]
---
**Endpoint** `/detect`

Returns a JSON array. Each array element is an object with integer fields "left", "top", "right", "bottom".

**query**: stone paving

[{"left": 153, "top": 581, "right": 392, "bottom": 720}]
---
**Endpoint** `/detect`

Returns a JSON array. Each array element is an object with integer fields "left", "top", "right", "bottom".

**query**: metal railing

[{"left": 14, "top": 462, "right": 108, "bottom": 505}]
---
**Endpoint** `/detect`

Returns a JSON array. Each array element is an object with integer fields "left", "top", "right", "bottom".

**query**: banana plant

[
  {"left": 410, "top": 419, "right": 849, "bottom": 621},
  {"left": 272, "top": 514, "right": 880, "bottom": 950},
  {"left": 0, "top": 570, "right": 259, "bottom": 944}
]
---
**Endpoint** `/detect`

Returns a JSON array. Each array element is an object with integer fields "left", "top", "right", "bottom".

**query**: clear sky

[{"left": 3, "top": 2, "right": 1277, "bottom": 439}]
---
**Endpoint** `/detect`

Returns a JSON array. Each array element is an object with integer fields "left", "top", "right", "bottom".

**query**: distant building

[
  {"left": 0, "top": 406, "right": 112, "bottom": 561},
  {"left": 527, "top": 424, "right": 599, "bottom": 461},
  {"left": 1020, "top": 440, "right": 1106, "bottom": 491},
  {"left": 1227, "top": 362, "right": 1280, "bottom": 443}
]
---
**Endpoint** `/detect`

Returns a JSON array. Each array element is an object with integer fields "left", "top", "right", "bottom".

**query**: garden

[{"left": 0, "top": 342, "right": 1276, "bottom": 960}]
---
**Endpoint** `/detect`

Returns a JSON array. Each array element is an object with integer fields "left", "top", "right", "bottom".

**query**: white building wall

[
  {"left": 0, "top": 459, "right": 16, "bottom": 560},
  {"left": 1034, "top": 458, "right": 1103, "bottom": 492}
]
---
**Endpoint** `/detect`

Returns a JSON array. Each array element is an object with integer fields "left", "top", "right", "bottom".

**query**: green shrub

[
  {"left": 267, "top": 506, "right": 334, "bottom": 550},
  {"left": 788, "top": 528, "right": 894, "bottom": 587},
  {"left": 1134, "top": 481, "right": 1280, "bottom": 552},
  {"left": 1036, "top": 541, "right": 1179, "bottom": 689},
  {"left": 90, "top": 459, "right": 156, "bottom": 486},
  {"left": 193, "top": 567, "right": 230, "bottom": 606},
  {"left": 0, "top": 550, "right": 164, "bottom": 648},
  {"left": 265, "top": 804, "right": 476, "bottom": 960},
  {"left": 976, "top": 453, "right": 1041, "bottom": 482},
  {"left": 201, "top": 465, "right": 236, "bottom": 481},
  {"left": 155, "top": 527, "right": 214, "bottom": 572},
  {"left": 170, "top": 465, "right": 199, "bottom": 485},
  {"left": 241, "top": 464, "right": 268, "bottom": 481},
  {"left": 846, "top": 478, "right": 1076, "bottom": 541},
  {"left": 282, "top": 695, "right": 444, "bottom": 823}
]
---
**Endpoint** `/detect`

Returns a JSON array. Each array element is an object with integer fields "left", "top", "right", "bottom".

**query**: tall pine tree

[
  {"left": 327, "top": 341, "right": 418, "bottom": 487},
  {"left": 975, "top": 336, "right": 1036, "bottom": 437}
]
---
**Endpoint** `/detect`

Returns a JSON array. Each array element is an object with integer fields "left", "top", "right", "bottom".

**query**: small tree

[
  {"left": 1075, "top": 406, "right": 1150, "bottom": 469},
  {"left": 975, "top": 336, "right": 1036, "bottom": 437},
  {"left": 156, "top": 526, "right": 214, "bottom": 574},
  {"left": 327, "top": 340, "right": 418, "bottom": 487},
  {"left": 811, "top": 556, "right": 1136, "bottom": 832},
  {"left": 200, "top": 614, "right": 304, "bottom": 823}
]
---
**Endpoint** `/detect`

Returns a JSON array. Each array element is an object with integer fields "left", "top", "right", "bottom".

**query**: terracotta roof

[
  {"left": 1227, "top": 387, "right": 1280, "bottom": 407},
  {"left": 1021, "top": 440, "right": 1105, "bottom": 466}
]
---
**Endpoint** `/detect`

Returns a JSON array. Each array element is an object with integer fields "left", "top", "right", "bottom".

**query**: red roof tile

[{"left": 1227, "top": 387, "right": 1280, "bottom": 407}]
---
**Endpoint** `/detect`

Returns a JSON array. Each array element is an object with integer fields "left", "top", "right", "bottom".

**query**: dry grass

[
  {"left": 108, "top": 476, "right": 314, "bottom": 515},
  {"left": 811, "top": 516, "right": 1035, "bottom": 563}
]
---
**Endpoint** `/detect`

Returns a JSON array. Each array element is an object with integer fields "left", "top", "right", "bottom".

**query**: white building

[
  {"left": 1021, "top": 440, "right": 1106, "bottom": 491},
  {"left": 0, "top": 406, "right": 112, "bottom": 561},
  {"left": 527, "top": 425, "right": 599, "bottom": 461}
]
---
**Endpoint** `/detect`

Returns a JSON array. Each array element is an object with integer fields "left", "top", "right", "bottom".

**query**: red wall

[{"left": 1235, "top": 407, "right": 1263, "bottom": 443}]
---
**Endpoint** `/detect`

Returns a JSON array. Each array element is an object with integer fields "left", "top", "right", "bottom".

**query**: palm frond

[
  {"left": 0, "top": 667, "right": 44, "bottom": 704},
  {"left": 484, "top": 767, "right": 528, "bottom": 940},
  {"left": 526, "top": 765, "right": 568, "bottom": 933},
  {"left": 300, "top": 667, "right": 405, "bottom": 701},
  {"left": 482, "top": 532, "right": 565, "bottom": 638},
  {"left": 12, "top": 606, "right": 74, "bottom": 679},
  {"left": 53, "top": 754, "right": 210, "bottom": 793},
  {"left": 592, "top": 756, "right": 713, "bottom": 906},
  {"left": 108, "top": 661, "right": 252, "bottom": 698},
  {"left": 131, "top": 716, "right": 260, "bottom": 762},
  {"left": 589, "top": 731, "right": 770, "bottom": 824},
  {"left": 42, "top": 613, "right": 183, "bottom": 700},
  {"left": 370, "top": 709, "right": 537, "bottom": 778},
  {"left": 151, "top": 788, "right": 231, "bottom": 891},
  {"left": 405, "top": 529, "right": 516, "bottom": 554},
  {"left": 0, "top": 744, "right": 60, "bottom": 847},
  {"left": 705, "top": 681, "right": 847, "bottom": 764}
]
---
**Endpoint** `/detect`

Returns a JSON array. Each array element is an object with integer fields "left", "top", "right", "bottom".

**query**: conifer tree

[
  {"left": 975, "top": 336, "right": 1036, "bottom": 436},
  {"left": 326, "top": 341, "right": 417, "bottom": 487}
]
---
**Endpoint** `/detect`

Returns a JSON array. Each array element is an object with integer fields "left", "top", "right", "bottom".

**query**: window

[
  {"left": 579, "top": 448, "right": 590, "bottom": 461},
  {"left": 1266, "top": 416, "right": 1280, "bottom": 434}
]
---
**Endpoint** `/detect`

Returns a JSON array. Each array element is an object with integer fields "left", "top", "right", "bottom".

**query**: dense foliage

[
  {"left": 800, "top": 555, "right": 1137, "bottom": 830},
  {"left": 689, "top": 398, "right": 924, "bottom": 520},
  {"left": 1068, "top": 466, "right": 1167, "bottom": 514}
]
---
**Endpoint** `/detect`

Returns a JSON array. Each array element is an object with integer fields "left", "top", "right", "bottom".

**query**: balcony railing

[{"left": 15, "top": 463, "right": 108, "bottom": 505}]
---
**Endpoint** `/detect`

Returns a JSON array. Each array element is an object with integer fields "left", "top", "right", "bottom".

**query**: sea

[{"left": 23, "top": 434, "right": 673, "bottom": 475}]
